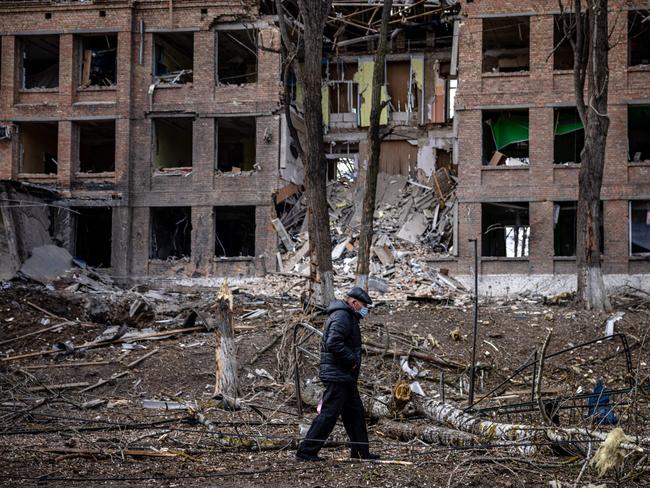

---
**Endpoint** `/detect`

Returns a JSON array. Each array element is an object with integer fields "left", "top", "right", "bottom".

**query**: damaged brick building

[
  {"left": 0, "top": 0, "right": 282, "bottom": 280},
  {"left": 453, "top": 0, "right": 650, "bottom": 293},
  {"left": 2, "top": 0, "right": 650, "bottom": 293}
]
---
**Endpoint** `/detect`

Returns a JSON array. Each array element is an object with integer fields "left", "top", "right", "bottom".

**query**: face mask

[{"left": 358, "top": 307, "right": 369, "bottom": 318}]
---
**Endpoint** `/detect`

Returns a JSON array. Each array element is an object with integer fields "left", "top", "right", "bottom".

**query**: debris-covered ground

[{"left": 1, "top": 273, "right": 649, "bottom": 487}]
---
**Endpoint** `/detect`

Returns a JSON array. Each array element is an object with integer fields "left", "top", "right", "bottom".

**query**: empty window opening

[
  {"left": 76, "top": 120, "right": 116, "bottom": 173},
  {"left": 447, "top": 78, "right": 457, "bottom": 120},
  {"left": 554, "top": 108, "right": 584, "bottom": 164},
  {"left": 327, "top": 62, "right": 358, "bottom": 114},
  {"left": 150, "top": 207, "right": 192, "bottom": 260},
  {"left": 217, "top": 30, "right": 258, "bottom": 84},
  {"left": 153, "top": 32, "right": 193, "bottom": 84},
  {"left": 216, "top": 117, "right": 256, "bottom": 172},
  {"left": 628, "top": 105, "right": 650, "bottom": 162},
  {"left": 482, "top": 17, "right": 530, "bottom": 73},
  {"left": 21, "top": 35, "right": 60, "bottom": 89},
  {"left": 631, "top": 201, "right": 650, "bottom": 256},
  {"left": 629, "top": 10, "right": 650, "bottom": 67},
  {"left": 19, "top": 122, "right": 58, "bottom": 174},
  {"left": 482, "top": 110, "right": 529, "bottom": 166},
  {"left": 79, "top": 34, "right": 117, "bottom": 87},
  {"left": 73, "top": 207, "right": 112, "bottom": 268},
  {"left": 554, "top": 202, "right": 577, "bottom": 257},
  {"left": 153, "top": 118, "right": 193, "bottom": 170},
  {"left": 326, "top": 141, "right": 358, "bottom": 181},
  {"left": 554, "top": 201, "right": 603, "bottom": 257},
  {"left": 553, "top": 14, "right": 577, "bottom": 70},
  {"left": 482, "top": 202, "right": 530, "bottom": 257},
  {"left": 386, "top": 61, "right": 416, "bottom": 113},
  {"left": 215, "top": 206, "right": 256, "bottom": 258}
]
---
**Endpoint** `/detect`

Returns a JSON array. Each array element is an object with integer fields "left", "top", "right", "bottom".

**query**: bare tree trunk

[
  {"left": 213, "top": 281, "right": 238, "bottom": 408},
  {"left": 569, "top": 0, "right": 611, "bottom": 311},
  {"left": 356, "top": 0, "right": 392, "bottom": 290},
  {"left": 298, "top": 0, "right": 334, "bottom": 305}
]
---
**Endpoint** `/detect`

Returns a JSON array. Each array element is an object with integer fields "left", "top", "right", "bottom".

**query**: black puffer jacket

[{"left": 319, "top": 300, "right": 362, "bottom": 383}]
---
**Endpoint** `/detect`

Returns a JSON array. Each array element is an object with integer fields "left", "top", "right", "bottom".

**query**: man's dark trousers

[{"left": 297, "top": 381, "right": 369, "bottom": 457}]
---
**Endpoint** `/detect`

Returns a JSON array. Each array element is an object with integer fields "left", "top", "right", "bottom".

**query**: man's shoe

[
  {"left": 351, "top": 451, "right": 380, "bottom": 460},
  {"left": 295, "top": 452, "right": 324, "bottom": 462}
]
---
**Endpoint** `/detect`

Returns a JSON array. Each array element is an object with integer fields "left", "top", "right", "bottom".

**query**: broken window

[
  {"left": 153, "top": 32, "right": 193, "bottom": 84},
  {"left": 216, "top": 117, "right": 256, "bottom": 172},
  {"left": 326, "top": 142, "right": 358, "bottom": 180},
  {"left": 482, "top": 110, "right": 529, "bottom": 166},
  {"left": 76, "top": 120, "right": 116, "bottom": 173},
  {"left": 21, "top": 35, "right": 59, "bottom": 89},
  {"left": 554, "top": 108, "right": 584, "bottom": 164},
  {"left": 628, "top": 105, "right": 650, "bottom": 162},
  {"left": 78, "top": 34, "right": 117, "bottom": 87},
  {"left": 73, "top": 207, "right": 112, "bottom": 268},
  {"left": 150, "top": 207, "right": 191, "bottom": 260},
  {"left": 553, "top": 14, "right": 576, "bottom": 70},
  {"left": 447, "top": 78, "right": 457, "bottom": 120},
  {"left": 217, "top": 29, "right": 258, "bottom": 84},
  {"left": 152, "top": 118, "right": 193, "bottom": 170},
  {"left": 554, "top": 201, "right": 603, "bottom": 257},
  {"left": 327, "top": 62, "right": 358, "bottom": 114},
  {"left": 387, "top": 60, "right": 419, "bottom": 113},
  {"left": 629, "top": 10, "right": 650, "bottom": 67},
  {"left": 214, "top": 206, "right": 256, "bottom": 257},
  {"left": 631, "top": 201, "right": 650, "bottom": 255},
  {"left": 482, "top": 202, "right": 530, "bottom": 257},
  {"left": 18, "top": 122, "right": 58, "bottom": 174},
  {"left": 482, "top": 16, "right": 530, "bottom": 73}
]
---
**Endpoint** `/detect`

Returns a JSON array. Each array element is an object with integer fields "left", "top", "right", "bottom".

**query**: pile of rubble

[{"left": 274, "top": 168, "right": 466, "bottom": 301}]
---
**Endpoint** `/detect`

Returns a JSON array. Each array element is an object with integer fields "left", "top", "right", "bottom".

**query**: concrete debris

[
  {"left": 19, "top": 245, "right": 73, "bottom": 284},
  {"left": 274, "top": 169, "right": 464, "bottom": 302}
]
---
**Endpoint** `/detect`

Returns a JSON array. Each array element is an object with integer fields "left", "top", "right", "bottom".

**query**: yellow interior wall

[
  {"left": 354, "top": 60, "right": 388, "bottom": 127},
  {"left": 321, "top": 85, "right": 330, "bottom": 126}
]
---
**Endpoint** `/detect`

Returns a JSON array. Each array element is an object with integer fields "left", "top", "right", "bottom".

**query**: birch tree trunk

[
  {"left": 356, "top": 0, "right": 393, "bottom": 290},
  {"left": 213, "top": 280, "right": 238, "bottom": 408}
]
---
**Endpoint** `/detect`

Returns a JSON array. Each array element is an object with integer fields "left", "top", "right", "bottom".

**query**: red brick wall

[
  {"left": 455, "top": 0, "right": 650, "bottom": 276},
  {"left": 0, "top": 0, "right": 282, "bottom": 279}
]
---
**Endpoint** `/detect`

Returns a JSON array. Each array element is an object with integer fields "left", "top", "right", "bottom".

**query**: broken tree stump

[{"left": 212, "top": 280, "right": 238, "bottom": 409}]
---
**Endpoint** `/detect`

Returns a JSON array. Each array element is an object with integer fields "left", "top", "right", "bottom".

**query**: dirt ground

[{"left": 0, "top": 279, "right": 649, "bottom": 487}]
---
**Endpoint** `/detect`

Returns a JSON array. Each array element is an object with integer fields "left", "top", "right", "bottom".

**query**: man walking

[{"left": 296, "top": 287, "right": 380, "bottom": 461}]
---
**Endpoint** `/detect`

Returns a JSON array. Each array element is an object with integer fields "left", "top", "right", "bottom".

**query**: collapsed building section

[
  {"left": 216, "top": 117, "right": 256, "bottom": 172},
  {"left": 20, "top": 35, "right": 60, "bottom": 89},
  {"left": 482, "top": 110, "right": 529, "bottom": 166},
  {"left": 78, "top": 34, "right": 117, "bottom": 87},
  {"left": 152, "top": 117, "right": 193, "bottom": 171},
  {"left": 482, "top": 203, "right": 529, "bottom": 258},
  {"left": 216, "top": 29, "right": 258, "bottom": 85},
  {"left": 214, "top": 206, "right": 256, "bottom": 257},
  {"left": 76, "top": 120, "right": 116, "bottom": 173},
  {"left": 18, "top": 122, "right": 58, "bottom": 174},
  {"left": 482, "top": 16, "right": 530, "bottom": 73},
  {"left": 150, "top": 207, "right": 191, "bottom": 260},
  {"left": 73, "top": 207, "right": 112, "bottom": 267},
  {"left": 153, "top": 32, "right": 193, "bottom": 84}
]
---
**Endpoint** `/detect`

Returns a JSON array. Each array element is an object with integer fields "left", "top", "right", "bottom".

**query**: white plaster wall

[{"left": 454, "top": 274, "right": 650, "bottom": 297}]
